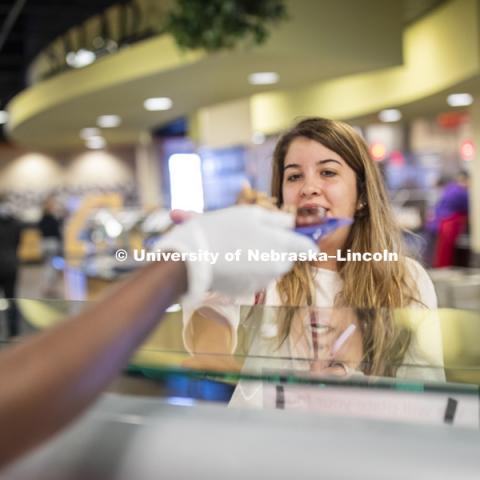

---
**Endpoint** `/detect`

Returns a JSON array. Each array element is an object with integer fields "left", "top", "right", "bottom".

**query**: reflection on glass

[
  {"left": 182, "top": 303, "right": 445, "bottom": 380},
  {"left": 3, "top": 298, "right": 480, "bottom": 426},
  {"left": 3, "top": 299, "right": 477, "bottom": 386},
  {"left": 0, "top": 299, "right": 85, "bottom": 344},
  {"left": 0, "top": 298, "right": 19, "bottom": 338}
]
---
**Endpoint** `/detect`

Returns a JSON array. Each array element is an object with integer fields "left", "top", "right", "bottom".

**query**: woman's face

[
  {"left": 282, "top": 137, "right": 358, "bottom": 251},
  {"left": 290, "top": 307, "right": 364, "bottom": 377}
]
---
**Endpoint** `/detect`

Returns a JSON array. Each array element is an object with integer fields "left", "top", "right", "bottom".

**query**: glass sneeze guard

[{"left": 2, "top": 298, "right": 480, "bottom": 428}]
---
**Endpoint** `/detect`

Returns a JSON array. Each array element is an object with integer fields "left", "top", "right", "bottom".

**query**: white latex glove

[{"left": 154, "top": 205, "right": 317, "bottom": 305}]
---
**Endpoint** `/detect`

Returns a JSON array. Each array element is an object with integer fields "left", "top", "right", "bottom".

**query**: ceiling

[
  {"left": 403, "top": 0, "right": 446, "bottom": 25},
  {"left": 2, "top": 0, "right": 448, "bottom": 149},
  {"left": 0, "top": 0, "right": 120, "bottom": 107},
  {"left": 351, "top": 74, "right": 480, "bottom": 127},
  {"left": 0, "top": 0, "right": 446, "bottom": 104}
]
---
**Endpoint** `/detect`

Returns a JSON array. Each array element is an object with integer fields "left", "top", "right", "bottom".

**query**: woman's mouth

[
  {"left": 296, "top": 205, "right": 328, "bottom": 226},
  {"left": 298, "top": 204, "right": 330, "bottom": 217}
]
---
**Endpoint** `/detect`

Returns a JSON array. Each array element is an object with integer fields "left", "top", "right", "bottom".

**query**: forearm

[{"left": 0, "top": 259, "right": 187, "bottom": 468}]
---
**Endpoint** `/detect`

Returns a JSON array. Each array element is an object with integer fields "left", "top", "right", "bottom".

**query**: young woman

[{"left": 183, "top": 118, "right": 444, "bottom": 406}]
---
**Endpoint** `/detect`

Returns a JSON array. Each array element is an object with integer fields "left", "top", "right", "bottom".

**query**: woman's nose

[{"left": 300, "top": 180, "right": 322, "bottom": 198}]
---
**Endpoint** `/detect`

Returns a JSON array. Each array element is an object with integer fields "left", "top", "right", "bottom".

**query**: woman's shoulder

[
  {"left": 405, "top": 257, "right": 430, "bottom": 281},
  {"left": 405, "top": 257, "right": 437, "bottom": 309}
]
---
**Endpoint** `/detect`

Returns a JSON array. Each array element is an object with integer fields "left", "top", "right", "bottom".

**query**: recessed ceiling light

[
  {"left": 0, "top": 110, "right": 8, "bottom": 125},
  {"left": 144, "top": 97, "right": 173, "bottom": 111},
  {"left": 378, "top": 109, "right": 402, "bottom": 122},
  {"left": 86, "top": 136, "right": 106, "bottom": 149},
  {"left": 248, "top": 72, "right": 279, "bottom": 85},
  {"left": 80, "top": 127, "right": 100, "bottom": 139},
  {"left": 447, "top": 93, "right": 473, "bottom": 107},
  {"left": 97, "top": 115, "right": 121, "bottom": 128},
  {"left": 92, "top": 37, "right": 105, "bottom": 49},
  {"left": 66, "top": 49, "right": 96, "bottom": 69}
]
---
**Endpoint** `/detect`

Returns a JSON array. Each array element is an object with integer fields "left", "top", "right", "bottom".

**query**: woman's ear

[
  {"left": 355, "top": 193, "right": 368, "bottom": 218},
  {"left": 356, "top": 194, "right": 367, "bottom": 211},
  {"left": 356, "top": 181, "right": 367, "bottom": 213}
]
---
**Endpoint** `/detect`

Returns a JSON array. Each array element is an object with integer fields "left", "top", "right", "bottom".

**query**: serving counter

[{"left": 1, "top": 299, "right": 480, "bottom": 478}]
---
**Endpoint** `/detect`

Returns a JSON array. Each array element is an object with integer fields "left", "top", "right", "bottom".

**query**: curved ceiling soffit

[{"left": 8, "top": 0, "right": 411, "bottom": 148}]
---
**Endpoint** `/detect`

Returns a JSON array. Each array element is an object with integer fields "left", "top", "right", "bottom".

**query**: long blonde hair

[{"left": 271, "top": 118, "right": 421, "bottom": 376}]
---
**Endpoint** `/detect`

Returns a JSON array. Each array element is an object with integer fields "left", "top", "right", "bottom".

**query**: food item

[
  {"left": 236, "top": 184, "right": 352, "bottom": 241},
  {"left": 236, "top": 183, "right": 278, "bottom": 210},
  {"left": 237, "top": 185, "right": 324, "bottom": 224},
  {"left": 295, "top": 206, "right": 327, "bottom": 227}
]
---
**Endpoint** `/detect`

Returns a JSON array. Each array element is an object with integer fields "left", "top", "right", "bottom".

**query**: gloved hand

[{"left": 154, "top": 205, "right": 317, "bottom": 305}]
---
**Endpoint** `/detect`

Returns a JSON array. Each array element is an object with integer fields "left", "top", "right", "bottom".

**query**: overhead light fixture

[
  {"left": 85, "top": 136, "right": 106, "bottom": 149},
  {"left": 248, "top": 72, "right": 279, "bottom": 85},
  {"left": 92, "top": 36, "right": 118, "bottom": 53},
  {"left": 97, "top": 115, "right": 121, "bottom": 128},
  {"left": 80, "top": 127, "right": 100, "bottom": 139},
  {"left": 378, "top": 109, "right": 402, "bottom": 122},
  {"left": 144, "top": 97, "right": 173, "bottom": 111},
  {"left": 92, "top": 36, "right": 105, "bottom": 49},
  {"left": 0, "top": 110, "right": 8, "bottom": 125},
  {"left": 447, "top": 93, "right": 473, "bottom": 107},
  {"left": 65, "top": 49, "right": 96, "bottom": 69}
]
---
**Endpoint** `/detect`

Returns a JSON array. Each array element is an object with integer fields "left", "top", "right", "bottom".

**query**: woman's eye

[
  {"left": 321, "top": 170, "right": 337, "bottom": 177},
  {"left": 286, "top": 173, "right": 302, "bottom": 182}
]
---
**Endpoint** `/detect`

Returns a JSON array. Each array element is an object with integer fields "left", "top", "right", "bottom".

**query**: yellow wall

[
  {"left": 8, "top": 35, "right": 203, "bottom": 133},
  {"left": 251, "top": 0, "right": 480, "bottom": 133}
]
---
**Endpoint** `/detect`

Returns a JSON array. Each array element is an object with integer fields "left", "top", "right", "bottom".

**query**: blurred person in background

[
  {"left": 0, "top": 194, "right": 21, "bottom": 337},
  {"left": 38, "top": 196, "right": 64, "bottom": 297},
  {"left": 427, "top": 171, "right": 469, "bottom": 267}
]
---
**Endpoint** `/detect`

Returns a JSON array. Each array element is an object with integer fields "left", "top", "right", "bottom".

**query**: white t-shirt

[{"left": 183, "top": 258, "right": 445, "bottom": 408}]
